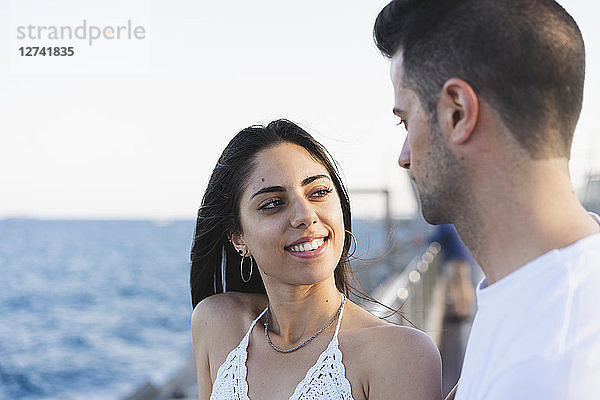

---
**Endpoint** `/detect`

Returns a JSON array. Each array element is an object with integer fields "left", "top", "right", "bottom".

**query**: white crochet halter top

[{"left": 209, "top": 295, "right": 354, "bottom": 400}]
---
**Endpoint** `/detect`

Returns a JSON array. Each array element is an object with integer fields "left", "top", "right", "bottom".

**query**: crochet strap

[
  {"left": 333, "top": 293, "right": 347, "bottom": 338},
  {"left": 244, "top": 307, "right": 268, "bottom": 342}
]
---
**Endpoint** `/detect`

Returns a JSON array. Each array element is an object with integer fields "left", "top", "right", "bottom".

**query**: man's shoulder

[
  {"left": 562, "top": 230, "right": 600, "bottom": 255},
  {"left": 458, "top": 351, "right": 600, "bottom": 400},
  {"left": 559, "top": 231, "right": 600, "bottom": 283},
  {"left": 562, "top": 233, "right": 600, "bottom": 339}
]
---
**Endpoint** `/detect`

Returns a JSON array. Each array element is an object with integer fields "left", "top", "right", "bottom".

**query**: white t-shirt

[{"left": 455, "top": 228, "right": 600, "bottom": 399}]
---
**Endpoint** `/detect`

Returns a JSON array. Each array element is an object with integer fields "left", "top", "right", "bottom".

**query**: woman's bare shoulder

[
  {"left": 192, "top": 292, "right": 268, "bottom": 330},
  {"left": 370, "top": 324, "right": 440, "bottom": 361},
  {"left": 191, "top": 292, "right": 268, "bottom": 354},
  {"left": 191, "top": 292, "right": 268, "bottom": 392},
  {"left": 342, "top": 302, "right": 442, "bottom": 399},
  {"left": 344, "top": 303, "right": 439, "bottom": 358}
]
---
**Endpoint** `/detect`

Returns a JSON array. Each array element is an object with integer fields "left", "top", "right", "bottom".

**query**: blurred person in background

[
  {"left": 374, "top": 0, "right": 600, "bottom": 399},
  {"left": 190, "top": 120, "right": 441, "bottom": 399},
  {"left": 429, "top": 224, "right": 476, "bottom": 394}
]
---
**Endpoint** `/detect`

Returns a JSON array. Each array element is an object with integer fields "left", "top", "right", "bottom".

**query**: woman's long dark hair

[{"left": 190, "top": 119, "right": 355, "bottom": 308}]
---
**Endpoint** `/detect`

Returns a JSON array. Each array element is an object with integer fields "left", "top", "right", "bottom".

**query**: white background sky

[{"left": 1, "top": 0, "right": 598, "bottom": 220}]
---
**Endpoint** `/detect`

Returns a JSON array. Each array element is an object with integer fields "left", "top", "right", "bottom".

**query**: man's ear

[
  {"left": 439, "top": 78, "right": 479, "bottom": 145},
  {"left": 230, "top": 232, "right": 249, "bottom": 256}
]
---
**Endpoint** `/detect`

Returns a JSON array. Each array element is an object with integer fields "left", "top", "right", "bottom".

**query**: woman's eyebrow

[
  {"left": 249, "top": 175, "right": 331, "bottom": 200},
  {"left": 250, "top": 185, "right": 285, "bottom": 200},
  {"left": 302, "top": 174, "right": 330, "bottom": 186}
]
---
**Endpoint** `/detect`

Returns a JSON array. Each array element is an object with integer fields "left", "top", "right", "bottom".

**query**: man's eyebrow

[{"left": 249, "top": 175, "right": 331, "bottom": 200}]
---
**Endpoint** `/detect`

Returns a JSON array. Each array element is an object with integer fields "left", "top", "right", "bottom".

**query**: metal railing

[{"left": 371, "top": 241, "right": 445, "bottom": 343}]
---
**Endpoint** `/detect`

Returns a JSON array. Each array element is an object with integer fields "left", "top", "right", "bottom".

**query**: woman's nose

[{"left": 290, "top": 199, "right": 319, "bottom": 228}]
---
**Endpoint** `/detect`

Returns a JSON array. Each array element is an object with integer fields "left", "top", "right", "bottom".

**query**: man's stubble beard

[{"left": 418, "top": 121, "right": 469, "bottom": 226}]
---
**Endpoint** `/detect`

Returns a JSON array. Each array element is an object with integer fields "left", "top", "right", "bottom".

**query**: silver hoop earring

[
  {"left": 341, "top": 229, "right": 358, "bottom": 261},
  {"left": 239, "top": 251, "right": 253, "bottom": 283}
]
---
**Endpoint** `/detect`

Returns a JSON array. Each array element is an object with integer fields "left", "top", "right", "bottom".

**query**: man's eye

[{"left": 259, "top": 199, "right": 283, "bottom": 210}]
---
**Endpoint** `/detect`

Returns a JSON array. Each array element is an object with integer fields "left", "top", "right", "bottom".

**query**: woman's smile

[{"left": 285, "top": 234, "right": 331, "bottom": 258}]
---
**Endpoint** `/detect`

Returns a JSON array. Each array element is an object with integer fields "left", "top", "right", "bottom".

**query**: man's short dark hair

[{"left": 374, "top": 0, "right": 585, "bottom": 159}]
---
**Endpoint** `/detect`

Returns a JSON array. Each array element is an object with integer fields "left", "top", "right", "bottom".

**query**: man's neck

[{"left": 454, "top": 161, "right": 600, "bottom": 285}]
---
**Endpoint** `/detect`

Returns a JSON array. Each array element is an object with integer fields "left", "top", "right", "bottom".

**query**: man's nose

[{"left": 398, "top": 137, "right": 411, "bottom": 169}]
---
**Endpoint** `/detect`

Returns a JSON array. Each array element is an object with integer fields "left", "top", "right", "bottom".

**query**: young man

[{"left": 373, "top": 0, "right": 600, "bottom": 399}]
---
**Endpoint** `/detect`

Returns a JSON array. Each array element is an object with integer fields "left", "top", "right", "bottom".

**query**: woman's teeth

[{"left": 289, "top": 238, "right": 325, "bottom": 252}]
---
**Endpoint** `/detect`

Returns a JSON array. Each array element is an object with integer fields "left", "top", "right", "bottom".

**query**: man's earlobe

[{"left": 442, "top": 78, "right": 479, "bottom": 145}]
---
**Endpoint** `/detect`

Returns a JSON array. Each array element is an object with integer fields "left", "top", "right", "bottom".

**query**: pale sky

[{"left": 1, "top": 0, "right": 598, "bottom": 220}]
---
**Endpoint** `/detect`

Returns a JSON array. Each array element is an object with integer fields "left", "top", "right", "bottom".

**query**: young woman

[{"left": 191, "top": 120, "right": 441, "bottom": 399}]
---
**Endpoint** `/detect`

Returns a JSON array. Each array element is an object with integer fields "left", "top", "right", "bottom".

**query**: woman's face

[{"left": 232, "top": 142, "right": 345, "bottom": 288}]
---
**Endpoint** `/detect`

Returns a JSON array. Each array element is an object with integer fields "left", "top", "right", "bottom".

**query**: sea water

[{"left": 0, "top": 220, "right": 193, "bottom": 400}]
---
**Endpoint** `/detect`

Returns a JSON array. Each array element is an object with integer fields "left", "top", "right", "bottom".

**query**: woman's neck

[{"left": 263, "top": 277, "right": 343, "bottom": 346}]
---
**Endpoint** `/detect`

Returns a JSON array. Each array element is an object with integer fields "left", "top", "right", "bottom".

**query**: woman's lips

[{"left": 285, "top": 235, "right": 330, "bottom": 258}]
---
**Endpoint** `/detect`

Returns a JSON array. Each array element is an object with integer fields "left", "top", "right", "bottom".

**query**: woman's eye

[
  {"left": 312, "top": 188, "right": 333, "bottom": 198},
  {"left": 259, "top": 199, "right": 283, "bottom": 210}
]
